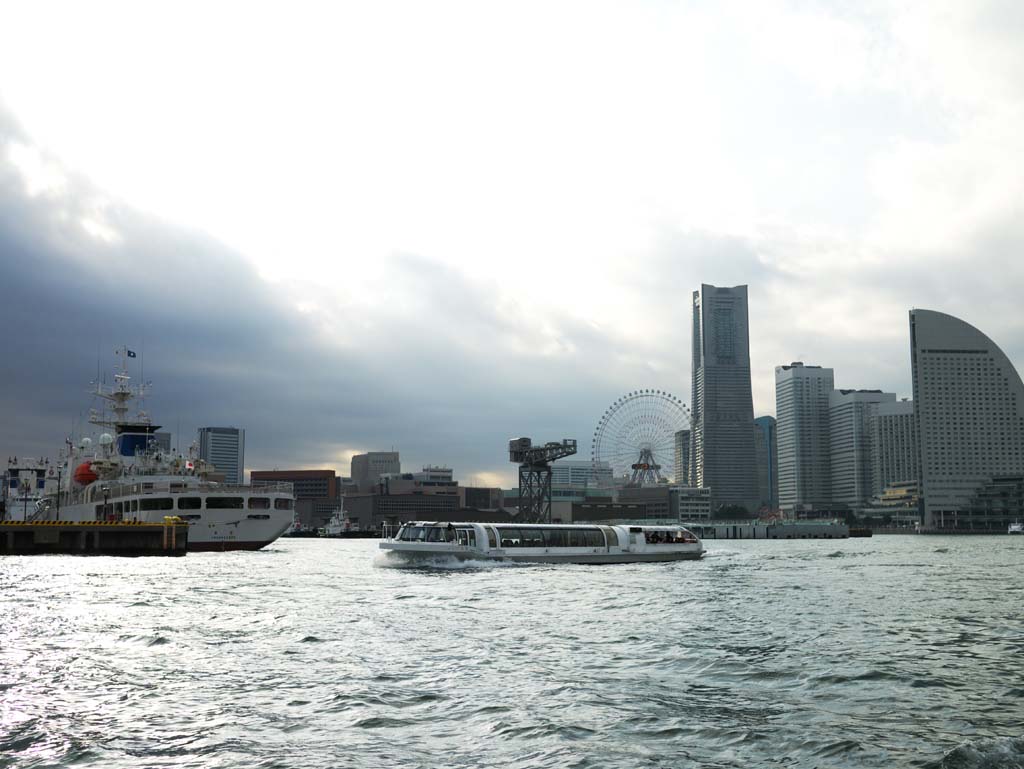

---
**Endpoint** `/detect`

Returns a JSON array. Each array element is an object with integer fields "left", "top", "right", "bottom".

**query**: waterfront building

[
  {"left": 197, "top": 426, "right": 245, "bottom": 485},
  {"left": 775, "top": 363, "right": 833, "bottom": 513},
  {"left": 351, "top": 451, "right": 400, "bottom": 492},
  {"left": 250, "top": 469, "right": 340, "bottom": 528},
  {"left": 753, "top": 416, "right": 778, "bottom": 511},
  {"left": 690, "top": 284, "right": 759, "bottom": 512},
  {"left": 673, "top": 430, "right": 690, "bottom": 486},
  {"left": 864, "top": 480, "right": 921, "bottom": 529},
  {"left": 829, "top": 390, "right": 896, "bottom": 513},
  {"left": 677, "top": 486, "right": 713, "bottom": 520},
  {"left": 550, "top": 460, "right": 614, "bottom": 488},
  {"left": 871, "top": 399, "right": 919, "bottom": 494},
  {"left": 910, "top": 309, "right": 1024, "bottom": 531}
]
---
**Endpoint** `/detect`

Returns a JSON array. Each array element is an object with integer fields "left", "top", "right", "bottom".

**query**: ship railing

[{"left": 69, "top": 480, "right": 295, "bottom": 504}]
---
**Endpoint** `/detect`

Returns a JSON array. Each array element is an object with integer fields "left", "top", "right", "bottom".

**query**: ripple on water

[{"left": 1, "top": 537, "right": 1022, "bottom": 769}]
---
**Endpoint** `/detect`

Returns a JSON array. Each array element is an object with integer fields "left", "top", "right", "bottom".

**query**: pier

[{"left": 0, "top": 518, "right": 188, "bottom": 556}]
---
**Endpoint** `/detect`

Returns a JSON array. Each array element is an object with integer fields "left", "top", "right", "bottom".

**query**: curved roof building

[{"left": 909, "top": 309, "right": 1024, "bottom": 530}]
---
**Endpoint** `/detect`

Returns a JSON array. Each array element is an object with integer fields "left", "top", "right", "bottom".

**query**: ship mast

[{"left": 89, "top": 346, "right": 151, "bottom": 431}]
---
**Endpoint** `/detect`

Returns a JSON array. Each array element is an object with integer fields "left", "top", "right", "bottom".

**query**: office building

[
  {"left": 673, "top": 430, "right": 690, "bottom": 486},
  {"left": 775, "top": 363, "right": 834, "bottom": 513},
  {"left": 910, "top": 309, "right": 1024, "bottom": 531},
  {"left": 250, "top": 469, "right": 341, "bottom": 528},
  {"left": 550, "top": 460, "right": 613, "bottom": 488},
  {"left": 691, "top": 284, "right": 759, "bottom": 511},
  {"left": 753, "top": 416, "right": 778, "bottom": 511},
  {"left": 872, "top": 400, "right": 919, "bottom": 494},
  {"left": 829, "top": 390, "right": 896, "bottom": 512},
  {"left": 351, "top": 452, "right": 400, "bottom": 492},
  {"left": 197, "top": 427, "right": 245, "bottom": 485}
]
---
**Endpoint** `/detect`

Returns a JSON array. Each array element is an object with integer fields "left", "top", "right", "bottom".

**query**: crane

[{"left": 509, "top": 437, "right": 577, "bottom": 523}]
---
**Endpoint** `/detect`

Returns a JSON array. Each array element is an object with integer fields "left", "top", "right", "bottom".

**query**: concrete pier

[
  {"left": 0, "top": 519, "right": 188, "bottom": 556},
  {"left": 686, "top": 520, "right": 849, "bottom": 540}
]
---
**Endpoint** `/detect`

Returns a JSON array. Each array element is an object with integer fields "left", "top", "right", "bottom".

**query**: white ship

[
  {"left": 2, "top": 457, "right": 60, "bottom": 522},
  {"left": 380, "top": 521, "right": 705, "bottom": 563},
  {"left": 39, "top": 351, "right": 294, "bottom": 551}
]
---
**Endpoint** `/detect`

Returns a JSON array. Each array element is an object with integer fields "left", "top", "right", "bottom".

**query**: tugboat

[{"left": 41, "top": 349, "right": 294, "bottom": 551}]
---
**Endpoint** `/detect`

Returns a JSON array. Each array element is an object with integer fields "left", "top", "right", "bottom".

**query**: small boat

[
  {"left": 1009, "top": 522, "right": 1024, "bottom": 535},
  {"left": 379, "top": 521, "right": 704, "bottom": 564}
]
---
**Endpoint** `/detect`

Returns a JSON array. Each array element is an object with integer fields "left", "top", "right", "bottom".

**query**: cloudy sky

[{"left": 2, "top": 0, "right": 1022, "bottom": 487}]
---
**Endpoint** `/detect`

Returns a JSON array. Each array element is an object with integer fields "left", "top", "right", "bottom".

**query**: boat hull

[{"left": 379, "top": 542, "right": 704, "bottom": 564}]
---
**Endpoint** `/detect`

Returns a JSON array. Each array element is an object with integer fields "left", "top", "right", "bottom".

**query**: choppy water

[{"left": 2, "top": 535, "right": 1023, "bottom": 768}]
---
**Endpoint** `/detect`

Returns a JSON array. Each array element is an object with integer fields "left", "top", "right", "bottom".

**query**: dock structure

[
  {"left": 685, "top": 520, "right": 850, "bottom": 540},
  {"left": 0, "top": 518, "right": 188, "bottom": 556}
]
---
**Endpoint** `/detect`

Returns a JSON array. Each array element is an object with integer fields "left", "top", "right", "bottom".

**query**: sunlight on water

[{"left": 2, "top": 536, "right": 1022, "bottom": 769}]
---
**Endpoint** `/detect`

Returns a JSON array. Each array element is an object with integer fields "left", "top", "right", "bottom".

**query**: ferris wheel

[{"left": 592, "top": 390, "right": 692, "bottom": 485}]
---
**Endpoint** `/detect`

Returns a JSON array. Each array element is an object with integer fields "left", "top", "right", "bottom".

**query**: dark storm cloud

[{"left": 0, "top": 106, "right": 650, "bottom": 482}]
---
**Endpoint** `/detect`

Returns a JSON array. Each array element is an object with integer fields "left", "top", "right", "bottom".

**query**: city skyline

[{"left": 3, "top": 3, "right": 1024, "bottom": 488}]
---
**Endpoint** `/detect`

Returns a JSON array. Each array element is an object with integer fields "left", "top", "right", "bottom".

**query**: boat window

[
  {"left": 425, "top": 527, "right": 448, "bottom": 542},
  {"left": 274, "top": 498, "right": 294, "bottom": 510},
  {"left": 114, "top": 502, "right": 123, "bottom": 514},
  {"left": 247, "top": 514, "right": 270, "bottom": 520},
  {"left": 455, "top": 528, "right": 476, "bottom": 547},
  {"left": 248, "top": 497, "right": 270, "bottom": 509},
  {"left": 140, "top": 498, "right": 174, "bottom": 511},
  {"left": 520, "top": 529, "right": 544, "bottom": 547},
  {"left": 486, "top": 527, "right": 497, "bottom": 548},
  {"left": 401, "top": 526, "right": 427, "bottom": 542},
  {"left": 602, "top": 528, "right": 620, "bottom": 548},
  {"left": 178, "top": 497, "right": 201, "bottom": 510},
  {"left": 207, "top": 497, "right": 244, "bottom": 509},
  {"left": 542, "top": 528, "right": 569, "bottom": 547},
  {"left": 585, "top": 530, "right": 604, "bottom": 547},
  {"left": 498, "top": 528, "right": 522, "bottom": 547}
]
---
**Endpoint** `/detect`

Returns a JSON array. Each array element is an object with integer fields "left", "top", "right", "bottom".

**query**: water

[{"left": 2, "top": 536, "right": 1023, "bottom": 768}]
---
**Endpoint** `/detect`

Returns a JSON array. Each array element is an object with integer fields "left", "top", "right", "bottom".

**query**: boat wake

[{"left": 372, "top": 552, "right": 526, "bottom": 570}]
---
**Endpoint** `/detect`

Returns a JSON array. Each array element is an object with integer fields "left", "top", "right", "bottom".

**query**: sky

[{"left": 2, "top": 0, "right": 1023, "bottom": 487}]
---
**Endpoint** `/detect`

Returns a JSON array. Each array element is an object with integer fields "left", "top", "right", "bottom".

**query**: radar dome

[
  {"left": 79, "top": 437, "right": 92, "bottom": 449},
  {"left": 99, "top": 433, "right": 114, "bottom": 446}
]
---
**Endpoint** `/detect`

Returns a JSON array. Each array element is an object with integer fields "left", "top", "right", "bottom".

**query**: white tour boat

[
  {"left": 380, "top": 521, "right": 704, "bottom": 563},
  {"left": 1009, "top": 522, "right": 1024, "bottom": 535},
  {"left": 39, "top": 352, "right": 294, "bottom": 551}
]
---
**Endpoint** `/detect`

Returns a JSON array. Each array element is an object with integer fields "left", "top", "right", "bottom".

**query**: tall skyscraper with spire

[{"left": 690, "top": 284, "right": 759, "bottom": 512}]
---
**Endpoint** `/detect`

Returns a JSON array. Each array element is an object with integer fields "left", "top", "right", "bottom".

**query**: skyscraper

[
  {"left": 753, "top": 416, "right": 778, "bottom": 510},
  {"left": 910, "top": 309, "right": 1024, "bottom": 530},
  {"left": 197, "top": 426, "right": 245, "bottom": 485},
  {"left": 775, "top": 362, "right": 833, "bottom": 513},
  {"left": 673, "top": 429, "right": 690, "bottom": 486},
  {"left": 871, "top": 399, "right": 918, "bottom": 495},
  {"left": 691, "top": 284, "right": 759, "bottom": 511},
  {"left": 829, "top": 389, "right": 896, "bottom": 512}
]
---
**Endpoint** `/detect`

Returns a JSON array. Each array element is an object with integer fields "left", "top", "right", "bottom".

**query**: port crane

[{"left": 508, "top": 437, "right": 577, "bottom": 524}]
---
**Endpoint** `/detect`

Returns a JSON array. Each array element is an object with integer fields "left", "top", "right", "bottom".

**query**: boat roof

[{"left": 402, "top": 521, "right": 692, "bottom": 530}]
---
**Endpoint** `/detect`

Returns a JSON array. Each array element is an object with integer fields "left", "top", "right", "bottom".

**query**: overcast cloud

[{"left": 2, "top": 1, "right": 1023, "bottom": 486}]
